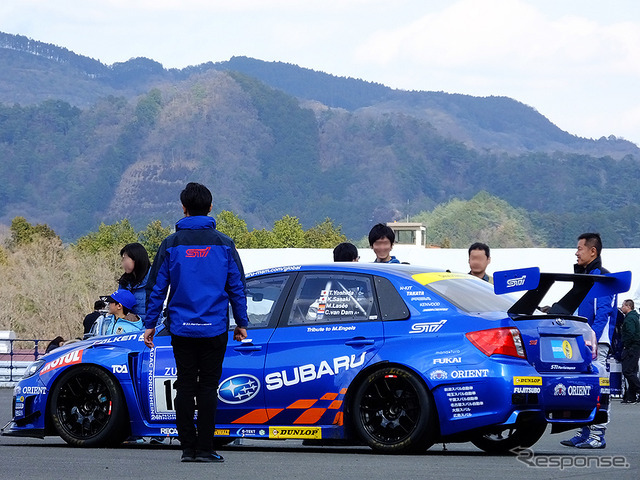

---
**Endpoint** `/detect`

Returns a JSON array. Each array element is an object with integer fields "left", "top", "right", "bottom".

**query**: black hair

[
  {"left": 180, "top": 182, "right": 212, "bottom": 216},
  {"left": 578, "top": 232, "right": 602, "bottom": 256},
  {"left": 118, "top": 243, "right": 151, "bottom": 287},
  {"left": 368, "top": 223, "right": 395, "bottom": 246},
  {"left": 333, "top": 242, "right": 359, "bottom": 262},
  {"left": 93, "top": 300, "right": 106, "bottom": 310},
  {"left": 468, "top": 242, "right": 490, "bottom": 258},
  {"left": 623, "top": 299, "right": 635, "bottom": 309}
]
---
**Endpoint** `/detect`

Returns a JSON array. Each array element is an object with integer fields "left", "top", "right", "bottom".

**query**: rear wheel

[
  {"left": 352, "top": 366, "right": 435, "bottom": 453},
  {"left": 49, "top": 365, "right": 128, "bottom": 447},
  {"left": 471, "top": 422, "right": 546, "bottom": 454}
]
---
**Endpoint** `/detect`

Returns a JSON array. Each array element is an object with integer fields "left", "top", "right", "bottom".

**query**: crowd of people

[{"left": 61, "top": 182, "right": 638, "bottom": 460}]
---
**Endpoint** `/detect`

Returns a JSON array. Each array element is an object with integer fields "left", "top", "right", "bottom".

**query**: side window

[
  {"left": 229, "top": 275, "right": 290, "bottom": 329},
  {"left": 288, "top": 273, "right": 378, "bottom": 325}
]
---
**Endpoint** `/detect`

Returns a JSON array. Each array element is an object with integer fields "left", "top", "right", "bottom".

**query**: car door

[
  {"left": 262, "top": 271, "right": 384, "bottom": 428},
  {"left": 139, "top": 273, "right": 293, "bottom": 427}
]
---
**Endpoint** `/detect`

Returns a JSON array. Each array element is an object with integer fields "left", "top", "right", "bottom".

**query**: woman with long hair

[{"left": 118, "top": 242, "right": 151, "bottom": 322}]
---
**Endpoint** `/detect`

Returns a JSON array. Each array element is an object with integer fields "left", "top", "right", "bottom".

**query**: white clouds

[{"left": 0, "top": 0, "right": 639, "bottom": 144}]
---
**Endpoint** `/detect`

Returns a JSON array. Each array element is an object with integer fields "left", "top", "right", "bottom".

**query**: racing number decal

[{"left": 148, "top": 346, "right": 178, "bottom": 420}]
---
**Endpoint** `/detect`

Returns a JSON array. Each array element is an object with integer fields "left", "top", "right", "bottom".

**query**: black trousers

[
  {"left": 171, "top": 332, "right": 228, "bottom": 452},
  {"left": 621, "top": 345, "right": 640, "bottom": 400}
]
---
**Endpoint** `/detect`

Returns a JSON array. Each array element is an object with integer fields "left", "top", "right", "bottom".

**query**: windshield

[{"left": 412, "top": 272, "right": 515, "bottom": 313}]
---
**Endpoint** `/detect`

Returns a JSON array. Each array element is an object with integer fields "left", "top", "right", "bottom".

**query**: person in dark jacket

[
  {"left": 82, "top": 299, "right": 106, "bottom": 334},
  {"left": 118, "top": 242, "right": 151, "bottom": 323},
  {"left": 619, "top": 299, "right": 640, "bottom": 404},
  {"left": 144, "top": 182, "right": 248, "bottom": 464},
  {"left": 468, "top": 242, "right": 493, "bottom": 283},
  {"left": 45, "top": 336, "right": 65, "bottom": 354},
  {"left": 561, "top": 232, "right": 617, "bottom": 449},
  {"left": 368, "top": 223, "right": 400, "bottom": 263}
]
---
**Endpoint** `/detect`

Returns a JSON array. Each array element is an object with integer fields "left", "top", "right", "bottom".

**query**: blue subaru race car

[{"left": 2, "top": 263, "right": 630, "bottom": 453}]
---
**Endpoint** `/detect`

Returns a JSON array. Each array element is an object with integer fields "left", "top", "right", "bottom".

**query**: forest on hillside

[{"left": 1, "top": 32, "right": 640, "bottom": 246}]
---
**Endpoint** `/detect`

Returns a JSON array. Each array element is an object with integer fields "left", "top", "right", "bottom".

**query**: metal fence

[{"left": 0, "top": 338, "right": 47, "bottom": 384}]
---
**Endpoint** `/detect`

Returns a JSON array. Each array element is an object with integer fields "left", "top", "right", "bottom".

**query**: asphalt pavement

[{"left": 1, "top": 387, "right": 638, "bottom": 480}]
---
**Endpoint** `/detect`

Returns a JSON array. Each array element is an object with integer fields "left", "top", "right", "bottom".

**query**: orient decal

[
  {"left": 20, "top": 386, "right": 47, "bottom": 395},
  {"left": 40, "top": 349, "right": 83, "bottom": 375}
]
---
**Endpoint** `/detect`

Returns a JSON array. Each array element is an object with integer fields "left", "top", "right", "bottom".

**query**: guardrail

[{"left": 0, "top": 339, "right": 47, "bottom": 385}]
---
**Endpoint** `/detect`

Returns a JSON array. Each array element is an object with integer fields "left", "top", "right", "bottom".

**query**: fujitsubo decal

[
  {"left": 269, "top": 427, "right": 322, "bottom": 439},
  {"left": 39, "top": 349, "right": 83, "bottom": 375},
  {"left": 514, "top": 387, "right": 541, "bottom": 394},
  {"left": 265, "top": 353, "right": 365, "bottom": 390},
  {"left": 217, "top": 374, "right": 261, "bottom": 404}
]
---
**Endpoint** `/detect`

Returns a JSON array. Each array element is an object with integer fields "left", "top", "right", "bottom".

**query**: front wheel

[
  {"left": 49, "top": 365, "right": 128, "bottom": 447},
  {"left": 352, "top": 366, "right": 436, "bottom": 453},
  {"left": 471, "top": 422, "right": 547, "bottom": 454}
]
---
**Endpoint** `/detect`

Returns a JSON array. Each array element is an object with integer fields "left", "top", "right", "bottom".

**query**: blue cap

[{"left": 107, "top": 289, "right": 137, "bottom": 310}]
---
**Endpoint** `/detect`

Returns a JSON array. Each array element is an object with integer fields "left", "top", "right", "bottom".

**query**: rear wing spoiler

[{"left": 493, "top": 267, "right": 632, "bottom": 316}]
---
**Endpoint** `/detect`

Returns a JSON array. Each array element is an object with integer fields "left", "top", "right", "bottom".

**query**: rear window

[{"left": 414, "top": 273, "right": 514, "bottom": 313}]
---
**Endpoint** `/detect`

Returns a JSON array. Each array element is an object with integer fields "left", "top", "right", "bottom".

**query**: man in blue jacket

[
  {"left": 561, "top": 232, "right": 616, "bottom": 449},
  {"left": 143, "top": 182, "right": 249, "bottom": 463}
]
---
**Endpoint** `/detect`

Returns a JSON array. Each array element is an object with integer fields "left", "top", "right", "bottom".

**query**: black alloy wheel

[
  {"left": 353, "top": 366, "right": 435, "bottom": 453},
  {"left": 49, "top": 365, "right": 128, "bottom": 447}
]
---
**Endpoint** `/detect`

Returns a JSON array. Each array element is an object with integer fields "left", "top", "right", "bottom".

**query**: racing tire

[
  {"left": 49, "top": 365, "right": 128, "bottom": 447},
  {"left": 352, "top": 366, "right": 436, "bottom": 453},
  {"left": 470, "top": 422, "right": 547, "bottom": 454}
]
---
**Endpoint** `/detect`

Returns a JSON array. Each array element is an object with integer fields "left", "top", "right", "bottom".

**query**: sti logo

[
  {"left": 506, "top": 275, "right": 526, "bottom": 288},
  {"left": 185, "top": 247, "right": 211, "bottom": 258}
]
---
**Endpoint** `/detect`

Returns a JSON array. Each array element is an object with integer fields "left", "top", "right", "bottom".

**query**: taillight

[
  {"left": 466, "top": 327, "right": 527, "bottom": 359},
  {"left": 585, "top": 327, "right": 597, "bottom": 360}
]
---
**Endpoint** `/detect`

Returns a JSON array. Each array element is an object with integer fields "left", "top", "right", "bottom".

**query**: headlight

[{"left": 22, "top": 359, "right": 46, "bottom": 379}]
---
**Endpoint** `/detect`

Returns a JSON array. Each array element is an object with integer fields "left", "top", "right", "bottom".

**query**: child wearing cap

[{"left": 104, "top": 288, "right": 144, "bottom": 335}]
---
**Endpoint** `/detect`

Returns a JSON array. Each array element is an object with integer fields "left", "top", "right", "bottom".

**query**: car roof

[{"left": 247, "top": 263, "right": 447, "bottom": 281}]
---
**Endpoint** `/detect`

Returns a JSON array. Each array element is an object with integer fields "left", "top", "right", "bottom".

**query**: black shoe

[
  {"left": 181, "top": 449, "right": 196, "bottom": 462},
  {"left": 194, "top": 450, "right": 224, "bottom": 463}
]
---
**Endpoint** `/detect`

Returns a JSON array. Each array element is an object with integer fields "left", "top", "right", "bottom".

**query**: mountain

[{"left": 1, "top": 31, "right": 639, "bottom": 246}]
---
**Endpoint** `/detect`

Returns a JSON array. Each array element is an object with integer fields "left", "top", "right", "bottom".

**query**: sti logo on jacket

[{"left": 186, "top": 247, "right": 211, "bottom": 258}]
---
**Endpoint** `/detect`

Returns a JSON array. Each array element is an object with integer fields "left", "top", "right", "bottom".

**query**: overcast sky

[{"left": 2, "top": 0, "right": 640, "bottom": 145}]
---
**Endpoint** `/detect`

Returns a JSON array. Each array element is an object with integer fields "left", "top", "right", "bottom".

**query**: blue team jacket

[{"left": 144, "top": 215, "right": 249, "bottom": 337}]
